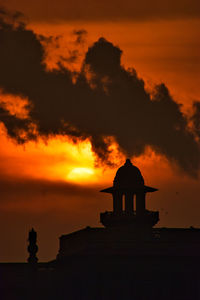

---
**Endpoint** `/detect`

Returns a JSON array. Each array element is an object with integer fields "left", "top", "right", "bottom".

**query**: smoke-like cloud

[
  {"left": 192, "top": 102, "right": 200, "bottom": 140},
  {"left": 0, "top": 106, "right": 34, "bottom": 143},
  {"left": 0, "top": 10, "right": 199, "bottom": 176},
  {"left": 73, "top": 29, "right": 87, "bottom": 44}
]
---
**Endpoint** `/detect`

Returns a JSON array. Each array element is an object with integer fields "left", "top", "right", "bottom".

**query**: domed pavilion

[{"left": 100, "top": 159, "right": 159, "bottom": 231}]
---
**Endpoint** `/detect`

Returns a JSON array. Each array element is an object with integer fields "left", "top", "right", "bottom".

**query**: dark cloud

[
  {"left": 192, "top": 101, "right": 200, "bottom": 139},
  {"left": 0, "top": 106, "right": 34, "bottom": 143},
  {"left": 4, "top": 0, "right": 200, "bottom": 22},
  {"left": 73, "top": 29, "right": 87, "bottom": 44},
  {"left": 0, "top": 10, "right": 200, "bottom": 177}
]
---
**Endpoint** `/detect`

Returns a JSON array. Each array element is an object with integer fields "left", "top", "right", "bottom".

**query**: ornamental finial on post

[{"left": 27, "top": 228, "right": 38, "bottom": 264}]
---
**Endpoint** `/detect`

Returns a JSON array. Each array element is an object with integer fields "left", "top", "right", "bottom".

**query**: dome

[{"left": 113, "top": 159, "right": 144, "bottom": 189}]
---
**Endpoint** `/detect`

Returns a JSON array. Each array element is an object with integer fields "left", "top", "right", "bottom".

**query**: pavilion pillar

[
  {"left": 125, "top": 192, "right": 134, "bottom": 213},
  {"left": 136, "top": 192, "right": 146, "bottom": 217},
  {"left": 113, "top": 191, "right": 123, "bottom": 214}
]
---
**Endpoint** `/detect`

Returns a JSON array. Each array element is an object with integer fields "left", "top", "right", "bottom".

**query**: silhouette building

[
  {"left": 1, "top": 159, "right": 200, "bottom": 300},
  {"left": 100, "top": 158, "right": 158, "bottom": 229}
]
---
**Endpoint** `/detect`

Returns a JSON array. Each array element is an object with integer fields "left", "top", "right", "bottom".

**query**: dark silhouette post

[{"left": 27, "top": 228, "right": 38, "bottom": 264}]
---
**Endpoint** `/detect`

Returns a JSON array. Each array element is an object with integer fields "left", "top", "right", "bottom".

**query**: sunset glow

[
  {"left": 67, "top": 167, "right": 94, "bottom": 181},
  {"left": 0, "top": 123, "right": 123, "bottom": 185},
  {"left": 0, "top": 119, "right": 178, "bottom": 188}
]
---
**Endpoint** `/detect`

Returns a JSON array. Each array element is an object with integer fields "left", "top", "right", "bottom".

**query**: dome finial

[{"left": 124, "top": 158, "right": 132, "bottom": 166}]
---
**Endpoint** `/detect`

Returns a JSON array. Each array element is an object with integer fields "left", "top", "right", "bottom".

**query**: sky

[{"left": 0, "top": 0, "right": 200, "bottom": 262}]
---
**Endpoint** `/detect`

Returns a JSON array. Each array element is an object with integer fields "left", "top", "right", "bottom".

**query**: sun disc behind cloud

[{"left": 67, "top": 167, "right": 95, "bottom": 182}]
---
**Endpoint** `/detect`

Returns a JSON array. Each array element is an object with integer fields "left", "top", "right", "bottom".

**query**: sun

[{"left": 67, "top": 167, "right": 95, "bottom": 182}]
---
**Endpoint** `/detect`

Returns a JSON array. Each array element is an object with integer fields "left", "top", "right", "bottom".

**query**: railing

[
  {"left": 101, "top": 210, "right": 158, "bottom": 217},
  {"left": 102, "top": 211, "right": 136, "bottom": 216},
  {"left": 100, "top": 210, "right": 159, "bottom": 227}
]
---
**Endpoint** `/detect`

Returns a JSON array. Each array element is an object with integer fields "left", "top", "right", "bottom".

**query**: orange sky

[{"left": 0, "top": 2, "right": 200, "bottom": 262}]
